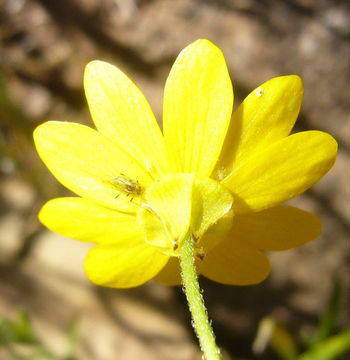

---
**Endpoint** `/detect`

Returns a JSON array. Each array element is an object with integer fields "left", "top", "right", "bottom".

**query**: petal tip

[
  {"left": 33, "top": 121, "right": 51, "bottom": 138},
  {"left": 182, "top": 38, "right": 224, "bottom": 59},
  {"left": 316, "top": 131, "right": 338, "bottom": 161},
  {"left": 37, "top": 203, "right": 47, "bottom": 225},
  {"left": 264, "top": 74, "right": 304, "bottom": 95},
  {"left": 192, "top": 38, "right": 216, "bottom": 47},
  {"left": 33, "top": 122, "right": 51, "bottom": 148},
  {"left": 33, "top": 124, "right": 43, "bottom": 143},
  {"left": 288, "top": 74, "right": 304, "bottom": 94},
  {"left": 84, "top": 60, "right": 117, "bottom": 86},
  {"left": 85, "top": 59, "right": 108, "bottom": 72}
]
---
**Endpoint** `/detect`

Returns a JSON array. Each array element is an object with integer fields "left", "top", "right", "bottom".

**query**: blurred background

[{"left": 1, "top": 0, "right": 350, "bottom": 359}]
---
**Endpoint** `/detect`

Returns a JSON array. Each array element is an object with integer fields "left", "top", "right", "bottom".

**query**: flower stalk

[{"left": 180, "top": 230, "right": 221, "bottom": 360}]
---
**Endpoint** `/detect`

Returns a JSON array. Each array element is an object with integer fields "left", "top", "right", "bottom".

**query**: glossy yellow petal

[
  {"left": 199, "top": 236, "right": 271, "bottom": 285},
  {"left": 223, "top": 131, "right": 338, "bottom": 214},
  {"left": 137, "top": 174, "right": 194, "bottom": 255},
  {"left": 154, "top": 257, "right": 182, "bottom": 286},
  {"left": 230, "top": 205, "right": 321, "bottom": 251},
  {"left": 198, "top": 211, "right": 234, "bottom": 256},
  {"left": 191, "top": 178, "right": 233, "bottom": 240},
  {"left": 84, "top": 242, "right": 169, "bottom": 288},
  {"left": 163, "top": 39, "right": 233, "bottom": 176},
  {"left": 206, "top": 209, "right": 234, "bottom": 236},
  {"left": 39, "top": 197, "right": 142, "bottom": 244},
  {"left": 84, "top": 61, "right": 168, "bottom": 178},
  {"left": 154, "top": 255, "right": 204, "bottom": 286},
  {"left": 213, "top": 76, "right": 303, "bottom": 180},
  {"left": 34, "top": 122, "right": 152, "bottom": 212}
]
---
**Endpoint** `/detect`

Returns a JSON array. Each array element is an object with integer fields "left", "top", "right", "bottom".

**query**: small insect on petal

[
  {"left": 110, "top": 174, "right": 143, "bottom": 198},
  {"left": 255, "top": 88, "right": 264, "bottom": 97}
]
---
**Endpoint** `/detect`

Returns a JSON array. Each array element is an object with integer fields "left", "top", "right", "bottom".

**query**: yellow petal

[
  {"left": 154, "top": 257, "right": 182, "bottom": 286},
  {"left": 137, "top": 174, "right": 194, "bottom": 254},
  {"left": 84, "top": 242, "right": 169, "bottom": 288},
  {"left": 213, "top": 76, "right": 303, "bottom": 180},
  {"left": 206, "top": 209, "right": 234, "bottom": 236},
  {"left": 39, "top": 197, "right": 142, "bottom": 244},
  {"left": 223, "top": 131, "right": 338, "bottom": 214},
  {"left": 154, "top": 254, "right": 202, "bottom": 286},
  {"left": 163, "top": 39, "right": 233, "bottom": 177},
  {"left": 84, "top": 61, "right": 168, "bottom": 178},
  {"left": 230, "top": 205, "right": 321, "bottom": 251},
  {"left": 199, "top": 236, "right": 271, "bottom": 285},
  {"left": 191, "top": 177, "right": 233, "bottom": 240},
  {"left": 34, "top": 122, "right": 153, "bottom": 212}
]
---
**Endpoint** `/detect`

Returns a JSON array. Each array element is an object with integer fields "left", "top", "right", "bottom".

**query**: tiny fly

[{"left": 111, "top": 174, "right": 143, "bottom": 199}]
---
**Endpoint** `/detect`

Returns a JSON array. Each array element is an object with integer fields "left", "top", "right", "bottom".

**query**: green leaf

[
  {"left": 313, "top": 277, "right": 342, "bottom": 345},
  {"left": 0, "top": 319, "right": 17, "bottom": 345},
  {"left": 0, "top": 311, "right": 38, "bottom": 346},
  {"left": 62, "top": 315, "right": 79, "bottom": 360},
  {"left": 298, "top": 327, "right": 350, "bottom": 360},
  {"left": 15, "top": 311, "right": 40, "bottom": 344}
]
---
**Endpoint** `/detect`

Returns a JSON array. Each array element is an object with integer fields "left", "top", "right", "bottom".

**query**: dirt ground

[{"left": 0, "top": 0, "right": 350, "bottom": 359}]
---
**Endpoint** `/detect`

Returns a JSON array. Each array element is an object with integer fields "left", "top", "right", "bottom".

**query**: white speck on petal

[
  {"left": 145, "top": 159, "right": 153, "bottom": 172},
  {"left": 216, "top": 166, "right": 227, "bottom": 181},
  {"left": 256, "top": 88, "right": 263, "bottom": 97}
]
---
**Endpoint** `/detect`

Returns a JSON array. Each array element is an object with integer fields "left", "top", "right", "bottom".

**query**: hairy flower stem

[{"left": 180, "top": 231, "right": 221, "bottom": 360}]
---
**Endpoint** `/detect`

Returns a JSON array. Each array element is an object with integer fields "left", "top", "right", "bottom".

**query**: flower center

[{"left": 136, "top": 173, "right": 234, "bottom": 257}]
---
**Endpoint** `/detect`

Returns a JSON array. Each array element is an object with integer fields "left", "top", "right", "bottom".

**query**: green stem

[{"left": 179, "top": 230, "right": 221, "bottom": 360}]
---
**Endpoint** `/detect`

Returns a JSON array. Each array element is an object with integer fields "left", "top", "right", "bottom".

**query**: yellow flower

[{"left": 34, "top": 39, "right": 337, "bottom": 288}]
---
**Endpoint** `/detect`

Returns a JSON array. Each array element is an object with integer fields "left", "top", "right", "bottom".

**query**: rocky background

[{"left": 0, "top": 0, "right": 350, "bottom": 359}]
